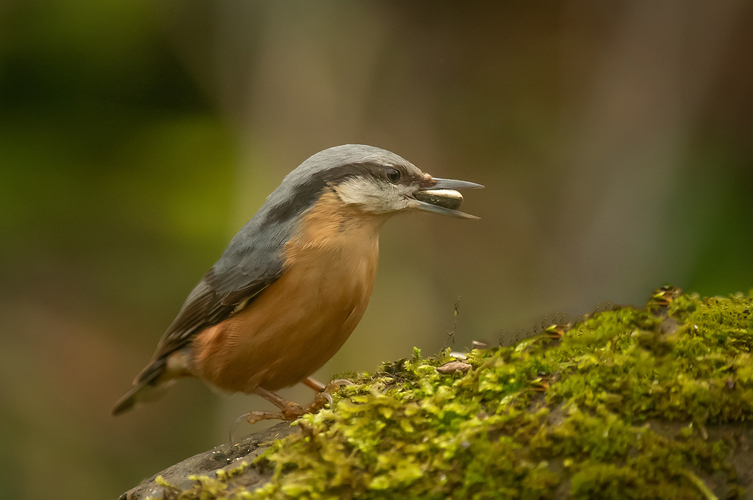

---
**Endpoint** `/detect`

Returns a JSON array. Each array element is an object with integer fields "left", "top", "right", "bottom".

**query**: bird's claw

[
  {"left": 231, "top": 378, "right": 354, "bottom": 443},
  {"left": 320, "top": 391, "right": 334, "bottom": 408},
  {"left": 313, "top": 379, "right": 353, "bottom": 410},
  {"left": 329, "top": 378, "right": 355, "bottom": 388}
]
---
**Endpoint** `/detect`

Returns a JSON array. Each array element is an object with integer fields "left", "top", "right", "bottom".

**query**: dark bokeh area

[{"left": 1, "top": 1, "right": 752, "bottom": 498}]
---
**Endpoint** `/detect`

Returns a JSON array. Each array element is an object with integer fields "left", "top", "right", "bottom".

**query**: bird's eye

[{"left": 386, "top": 167, "right": 401, "bottom": 184}]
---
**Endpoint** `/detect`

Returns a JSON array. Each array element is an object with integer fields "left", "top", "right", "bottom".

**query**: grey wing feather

[
  {"left": 151, "top": 274, "right": 276, "bottom": 359},
  {"left": 137, "top": 216, "right": 292, "bottom": 383}
]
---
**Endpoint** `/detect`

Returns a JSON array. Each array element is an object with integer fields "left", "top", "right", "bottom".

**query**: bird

[{"left": 112, "top": 144, "right": 482, "bottom": 423}]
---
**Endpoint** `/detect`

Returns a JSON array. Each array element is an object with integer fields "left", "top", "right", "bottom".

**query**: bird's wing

[{"left": 137, "top": 235, "right": 287, "bottom": 383}]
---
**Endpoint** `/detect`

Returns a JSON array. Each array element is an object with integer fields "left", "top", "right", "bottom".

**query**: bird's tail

[{"left": 111, "top": 359, "right": 174, "bottom": 416}]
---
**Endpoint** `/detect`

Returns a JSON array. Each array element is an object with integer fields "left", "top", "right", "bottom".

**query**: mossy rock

[{"left": 124, "top": 287, "right": 753, "bottom": 500}]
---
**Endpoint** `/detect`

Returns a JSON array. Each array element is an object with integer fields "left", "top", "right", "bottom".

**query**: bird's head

[
  {"left": 266, "top": 145, "right": 482, "bottom": 225},
  {"left": 330, "top": 157, "right": 482, "bottom": 219}
]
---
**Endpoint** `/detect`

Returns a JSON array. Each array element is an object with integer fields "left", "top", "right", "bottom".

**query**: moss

[{"left": 156, "top": 287, "right": 753, "bottom": 499}]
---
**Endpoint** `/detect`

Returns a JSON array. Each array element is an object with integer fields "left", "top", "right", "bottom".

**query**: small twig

[
  {"left": 680, "top": 469, "right": 718, "bottom": 500},
  {"left": 444, "top": 296, "right": 461, "bottom": 347}
]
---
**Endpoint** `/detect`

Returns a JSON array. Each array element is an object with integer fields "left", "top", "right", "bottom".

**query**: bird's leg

[
  {"left": 302, "top": 377, "right": 325, "bottom": 392},
  {"left": 255, "top": 387, "right": 301, "bottom": 412}
]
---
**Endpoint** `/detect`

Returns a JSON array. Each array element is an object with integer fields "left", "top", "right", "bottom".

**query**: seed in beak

[{"left": 414, "top": 189, "right": 464, "bottom": 211}]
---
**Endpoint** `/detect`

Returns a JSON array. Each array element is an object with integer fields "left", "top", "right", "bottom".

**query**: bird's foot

[
  {"left": 240, "top": 380, "right": 355, "bottom": 426},
  {"left": 303, "top": 378, "right": 355, "bottom": 411},
  {"left": 229, "top": 401, "right": 306, "bottom": 443},
  {"left": 243, "top": 401, "right": 307, "bottom": 425},
  {"left": 230, "top": 398, "right": 307, "bottom": 443},
  {"left": 229, "top": 381, "right": 356, "bottom": 443}
]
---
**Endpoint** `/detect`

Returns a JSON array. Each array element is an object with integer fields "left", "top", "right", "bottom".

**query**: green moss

[{"left": 159, "top": 288, "right": 753, "bottom": 499}]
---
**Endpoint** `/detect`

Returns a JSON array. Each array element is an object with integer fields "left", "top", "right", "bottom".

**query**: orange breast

[{"left": 191, "top": 191, "right": 386, "bottom": 393}]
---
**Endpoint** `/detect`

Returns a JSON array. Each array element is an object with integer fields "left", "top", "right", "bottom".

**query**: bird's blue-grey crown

[
  {"left": 276, "top": 144, "right": 415, "bottom": 195},
  {"left": 262, "top": 144, "right": 419, "bottom": 224}
]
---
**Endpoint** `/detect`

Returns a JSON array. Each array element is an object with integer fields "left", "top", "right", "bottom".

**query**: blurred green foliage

[{"left": 0, "top": 1, "right": 238, "bottom": 499}]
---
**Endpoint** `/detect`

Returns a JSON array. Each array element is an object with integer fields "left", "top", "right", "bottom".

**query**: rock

[{"left": 119, "top": 422, "right": 298, "bottom": 500}]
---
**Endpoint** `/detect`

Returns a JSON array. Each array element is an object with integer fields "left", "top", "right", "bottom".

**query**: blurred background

[{"left": 1, "top": 1, "right": 752, "bottom": 498}]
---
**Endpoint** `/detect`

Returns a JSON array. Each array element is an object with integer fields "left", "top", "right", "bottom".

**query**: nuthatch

[{"left": 112, "top": 144, "right": 482, "bottom": 423}]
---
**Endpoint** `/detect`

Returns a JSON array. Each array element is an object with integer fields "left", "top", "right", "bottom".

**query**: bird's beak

[{"left": 412, "top": 177, "right": 484, "bottom": 219}]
